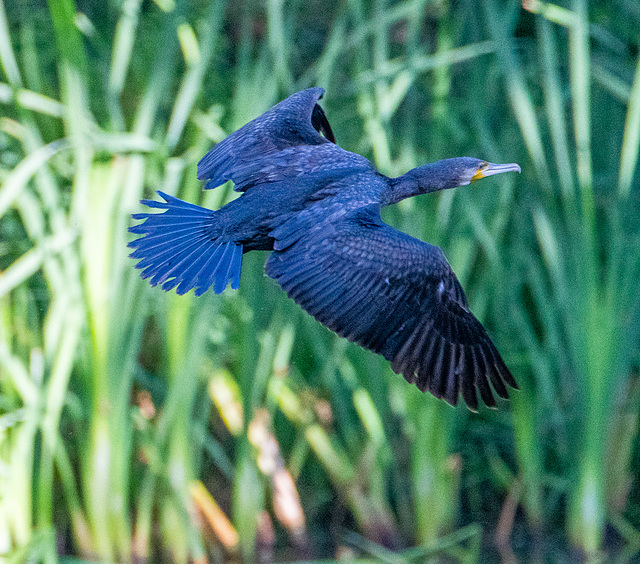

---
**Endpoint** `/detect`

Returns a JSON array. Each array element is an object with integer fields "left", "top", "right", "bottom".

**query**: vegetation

[{"left": 1, "top": 0, "right": 639, "bottom": 562}]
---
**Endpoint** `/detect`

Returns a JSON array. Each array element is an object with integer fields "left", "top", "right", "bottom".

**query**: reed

[{"left": 0, "top": 0, "right": 639, "bottom": 562}]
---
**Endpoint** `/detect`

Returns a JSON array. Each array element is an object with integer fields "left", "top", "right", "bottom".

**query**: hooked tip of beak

[{"left": 472, "top": 162, "right": 521, "bottom": 182}]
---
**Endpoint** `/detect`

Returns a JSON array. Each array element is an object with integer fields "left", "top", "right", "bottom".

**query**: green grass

[{"left": 1, "top": 0, "right": 639, "bottom": 562}]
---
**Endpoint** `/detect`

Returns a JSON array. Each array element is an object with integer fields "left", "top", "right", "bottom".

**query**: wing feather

[
  {"left": 266, "top": 205, "right": 516, "bottom": 409},
  {"left": 198, "top": 88, "right": 339, "bottom": 191}
]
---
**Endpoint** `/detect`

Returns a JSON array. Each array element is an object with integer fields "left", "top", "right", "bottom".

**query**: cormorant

[{"left": 129, "top": 88, "right": 520, "bottom": 410}]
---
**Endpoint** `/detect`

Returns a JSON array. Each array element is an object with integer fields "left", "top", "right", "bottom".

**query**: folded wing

[{"left": 265, "top": 206, "right": 517, "bottom": 410}]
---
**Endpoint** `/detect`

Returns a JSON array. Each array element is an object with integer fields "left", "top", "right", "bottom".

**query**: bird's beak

[{"left": 472, "top": 162, "right": 521, "bottom": 181}]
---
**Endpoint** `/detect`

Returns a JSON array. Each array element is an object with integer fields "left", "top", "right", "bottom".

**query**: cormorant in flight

[{"left": 129, "top": 88, "right": 520, "bottom": 410}]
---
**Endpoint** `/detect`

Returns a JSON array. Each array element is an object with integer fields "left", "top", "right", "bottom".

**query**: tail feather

[
  {"left": 193, "top": 245, "right": 228, "bottom": 296},
  {"left": 140, "top": 192, "right": 213, "bottom": 213},
  {"left": 229, "top": 245, "right": 243, "bottom": 289},
  {"left": 129, "top": 230, "right": 202, "bottom": 258},
  {"left": 130, "top": 215, "right": 209, "bottom": 230},
  {"left": 174, "top": 243, "right": 227, "bottom": 295},
  {"left": 146, "top": 236, "right": 211, "bottom": 286},
  {"left": 211, "top": 243, "right": 243, "bottom": 294},
  {"left": 128, "top": 191, "right": 243, "bottom": 295},
  {"left": 211, "top": 243, "right": 235, "bottom": 294},
  {"left": 135, "top": 233, "right": 207, "bottom": 275}
]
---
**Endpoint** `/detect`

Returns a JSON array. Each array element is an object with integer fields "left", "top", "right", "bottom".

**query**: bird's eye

[{"left": 471, "top": 162, "right": 489, "bottom": 182}]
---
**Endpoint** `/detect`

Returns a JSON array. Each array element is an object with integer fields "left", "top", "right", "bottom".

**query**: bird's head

[
  {"left": 400, "top": 157, "right": 521, "bottom": 193},
  {"left": 388, "top": 157, "right": 521, "bottom": 205},
  {"left": 438, "top": 157, "right": 522, "bottom": 188},
  {"left": 463, "top": 158, "right": 521, "bottom": 185}
]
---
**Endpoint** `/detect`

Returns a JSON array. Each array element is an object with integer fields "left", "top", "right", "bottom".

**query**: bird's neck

[{"left": 384, "top": 162, "right": 460, "bottom": 206}]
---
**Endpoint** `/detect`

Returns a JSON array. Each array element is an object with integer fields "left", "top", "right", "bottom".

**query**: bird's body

[{"left": 129, "top": 88, "right": 520, "bottom": 410}]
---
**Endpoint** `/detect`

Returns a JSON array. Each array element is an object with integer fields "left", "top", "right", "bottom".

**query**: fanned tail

[{"left": 128, "top": 191, "right": 243, "bottom": 296}]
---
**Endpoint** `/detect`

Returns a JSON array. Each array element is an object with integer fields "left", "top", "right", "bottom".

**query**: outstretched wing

[
  {"left": 198, "top": 87, "right": 336, "bottom": 191},
  {"left": 265, "top": 206, "right": 517, "bottom": 410}
]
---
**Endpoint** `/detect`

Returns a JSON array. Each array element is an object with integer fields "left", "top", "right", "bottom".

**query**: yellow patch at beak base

[{"left": 471, "top": 167, "right": 488, "bottom": 182}]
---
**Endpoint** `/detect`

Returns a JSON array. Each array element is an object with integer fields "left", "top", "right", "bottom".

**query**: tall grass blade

[
  {"left": 166, "top": 0, "right": 227, "bottom": 150},
  {"left": 483, "top": 0, "right": 551, "bottom": 189},
  {"left": 538, "top": 17, "right": 575, "bottom": 199},
  {"left": 0, "top": 229, "right": 74, "bottom": 298},
  {"left": 0, "top": 140, "right": 66, "bottom": 218},
  {"left": 108, "top": 0, "right": 142, "bottom": 128},
  {"left": 618, "top": 55, "right": 640, "bottom": 197},
  {"left": 0, "top": 0, "right": 22, "bottom": 86},
  {"left": 267, "top": 0, "right": 293, "bottom": 92},
  {"left": 568, "top": 0, "right": 594, "bottom": 234}
]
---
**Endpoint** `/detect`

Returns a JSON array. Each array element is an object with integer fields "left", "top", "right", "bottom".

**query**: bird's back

[{"left": 214, "top": 157, "right": 387, "bottom": 252}]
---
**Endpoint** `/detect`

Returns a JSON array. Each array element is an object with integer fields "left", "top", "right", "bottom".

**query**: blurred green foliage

[{"left": 1, "top": 0, "right": 640, "bottom": 562}]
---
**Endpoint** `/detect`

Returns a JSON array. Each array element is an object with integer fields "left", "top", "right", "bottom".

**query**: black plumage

[{"left": 129, "top": 88, "right": 521, "bottom": 410}]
